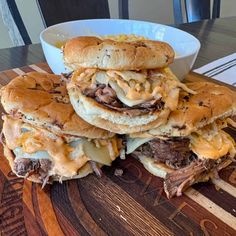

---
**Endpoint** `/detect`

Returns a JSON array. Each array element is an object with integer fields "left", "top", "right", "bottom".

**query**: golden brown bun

[
  {"left": 131, "top": 82, "right": 236, "bottom": 137},
  {"left": 0, "top": 72, "right": 113, "bottom": 139},
  {"left": 67, "top": 83, "right": 170, "bottom": 134},
  {"left": 63, "top": 36, "right": 174, "bottom": 70}
]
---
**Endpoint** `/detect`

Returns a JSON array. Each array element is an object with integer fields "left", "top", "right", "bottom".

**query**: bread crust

[
  {"left": 67, "top": 83, "right": 170, "bottom": 134},
  {"left": 63, "top": 36, "right": 174, "bottom": 70},
  {"left": 132, "top": 82, "right": 236, "bottom": 137},
  {"left": 0, "top": 72, "right": 113, "bottom": 139}
]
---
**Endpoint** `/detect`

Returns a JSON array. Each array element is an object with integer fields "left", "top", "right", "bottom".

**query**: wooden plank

[{"left": 0, "top": 63, "right": 235, "bottom": 235}]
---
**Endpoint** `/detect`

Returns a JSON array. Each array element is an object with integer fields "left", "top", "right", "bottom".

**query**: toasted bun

[
  {"left": 67, "top": 83, "right": 170, "bottom": 134},
  {"left": 63, "top": 36, "right": 174, "bottom": 70},
  {"left": 132, "top": 82, "right": 236, "bottom": 137},
  {"left": 0, "top": 72, "right": 113, "bottom": 139}
]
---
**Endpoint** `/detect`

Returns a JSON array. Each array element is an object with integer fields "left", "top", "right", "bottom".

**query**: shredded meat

[
  {"left": 83, "top": 84, "right": 105, "bottom": 97},
  {"left": 164, "top": 159, "right": 218, "bottom": 198},
  {"left": 13, "top": 158, "right": 52, "bottom": 182},
  {"left": 82, "top": 84, "right": 164, "bottom": 116},
  {"left": 61, "top": 72, "right": 73, "bottom": 82},
  {"left": 135, "top": 138, "right": 196, "bottom": 169},
  {"left": 90, "top": 161, "right": 102, "bottom": 177},
  {"left": 133, "top": 136, "right": 232, "bottom": 198},
  {"left": 150, "top": 138, "right": 196, "bottom": 169},
  {"left": 95, "top": 86, "right": 117, "bottom": 104},
  {"left": 134, "top": 99, "right": 164, "bottom": 109}
]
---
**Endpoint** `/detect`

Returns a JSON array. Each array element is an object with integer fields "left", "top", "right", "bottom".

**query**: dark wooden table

[
  {"left": 1, "top": 17, "right": 236, "bottom": 71},
  {"left": 1, "top": 17, "right": 236, "bottom": 236}
]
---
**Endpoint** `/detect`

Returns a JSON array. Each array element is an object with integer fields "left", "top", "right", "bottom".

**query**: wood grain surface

[{"left": 0, "top": 63, "right": 236, "bottom": 236}]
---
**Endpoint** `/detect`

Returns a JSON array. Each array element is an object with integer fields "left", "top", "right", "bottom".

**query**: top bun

[
  {"left": 63, "top": 36, "right": 174, "bottom": 70},
  {"left": 131, "top": 82, "right": 236, "bottom": 137},
  {"left": 0, "top": 72, "right": 113, "bottom": 139}
]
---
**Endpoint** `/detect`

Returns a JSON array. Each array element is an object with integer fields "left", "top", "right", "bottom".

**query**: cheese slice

[
  {"left": 82, "top": 139, "right": 113, "bottom": 166},
  {"left": 95, "top": 72, "right": 146, "bottom": 106},
  {"left": 126, "top": 137, "right": 153, "bottom": 154},
  {"left": 109, "top": 80, "right": 145, "bottom": 107},
  {"left": 3, "top": 116, "right": 119, "bottom": 178},
  {"left": 73, "top": 67, "right": 196, "bottom": 109},
  {"left": 109, "top": 70, "right": 147, "bottom": 83},
  {"left": 13, "top": 147, "right": 51, "bottom": 160}
]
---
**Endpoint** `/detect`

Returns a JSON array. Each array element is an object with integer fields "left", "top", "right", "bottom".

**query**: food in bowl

[
  {"left": 55, "top": 34, "right": 148, "bottom": 49},
  {"left": 55, "top": 40, "right": 67, "bottom": 48},
  {"left": 40, "top": 19, "right": 200, "bottom": 78}
]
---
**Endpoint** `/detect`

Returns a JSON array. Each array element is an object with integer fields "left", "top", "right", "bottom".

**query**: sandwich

[
  {"left": 126, "top": 82, "right": 236, "bottom": 198},
  {"left": 64, "top": 36, "right": 195, "bottom": 134},
  {"left": 0, "top": 72, "right": 121, "bottom": 184},
  {"left": 0, "top": 72, "right": 111, "bottom": 138}
]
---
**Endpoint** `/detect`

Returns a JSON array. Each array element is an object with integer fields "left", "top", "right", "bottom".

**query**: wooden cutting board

[{"left": 0, "top": 63, "right": 236, "bottom": 236}]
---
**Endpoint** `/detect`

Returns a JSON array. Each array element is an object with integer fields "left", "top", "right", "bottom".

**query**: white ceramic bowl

[{"left": 40, "top": 19, "right": 200, "bottom": 80}]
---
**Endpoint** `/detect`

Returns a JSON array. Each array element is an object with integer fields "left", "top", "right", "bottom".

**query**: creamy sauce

[
  {"left": 71, "top": 67, "right": 195, "bottom": 110},
  {"left": 3, "top": 116, "right": 120, "bottom": 177},
  {"left": 127, "top": 120, "right": 236, "bottom": 160},
  {"left": 190, "top": 129, "right": 236, "bottom": 160}
]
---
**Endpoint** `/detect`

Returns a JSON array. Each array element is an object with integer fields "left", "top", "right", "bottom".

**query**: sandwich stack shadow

[
  {"left": 63, "top": 36, "right": 236, "bottom": 198},
  {"left": 0, "top": 72, "right": 122, "bottom": 185}
]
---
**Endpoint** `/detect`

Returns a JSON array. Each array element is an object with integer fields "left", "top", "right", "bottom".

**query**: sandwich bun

[
  {"left": 67, "top": 83, "right": 170, "bottom": 134},
  {"left": 0, "top": 72, "right": 113, "bottom": 139},
  {"left": 63, "top": 36, "right": 174, "bottom": 70},
  {"left": 1, "top": 115, "right": 120, "bottom": 183},
  {"left": 66, "top": 67, "right": 195, "bottom": 134},
  {"left": 131, "top": 82, "right": 236, "bottom": 138}
]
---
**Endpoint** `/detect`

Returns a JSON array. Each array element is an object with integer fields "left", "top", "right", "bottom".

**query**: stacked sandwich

[
  {"left": 127, "top": 82, "right": 236, "bottom": 197},
  {"left": 64, "top": 36, "right": 236, "bottom": 198},
  {"left": 0, "top": 72, "right": 122, "bottom": 184},
  {"left": 1, "top": 36, "right": 236, "bottom": 198},
  {"left": 65, "top": 36, "right": 195, "bottom": 133}
]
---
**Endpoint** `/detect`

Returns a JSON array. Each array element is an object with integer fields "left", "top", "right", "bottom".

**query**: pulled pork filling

[
  {"left": 133, "top": 137, "right": 232, "bottom": 198},
  {"left": 70, "top": 67, "right": 195, "bottom": 117},
  {"left": 2, "top": 116, "right": 121, "bottom": 185},
  {"left": 135, "top": 138, "right": 197, "bottom": 169},
  {"left": 82, "top": 84, "right": 164, "bottom": 116},
  {"left": 13, "top": 158, "right": 52, "bottom": 183},
  {"left": 164, "top": 157, "right": 229, "bottom": 198},
  {"left": 13, "top": 157, "right": 102, "bottom": 183}
]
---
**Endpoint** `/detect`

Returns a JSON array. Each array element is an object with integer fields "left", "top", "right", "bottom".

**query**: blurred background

[{"left": 0, "top": 0, "right": 236, "bottom": 49}]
